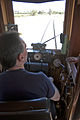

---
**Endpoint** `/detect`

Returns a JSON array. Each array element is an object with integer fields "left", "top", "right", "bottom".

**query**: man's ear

[{"left": 18, "top": 53, "right": 24, "bottom": 61}]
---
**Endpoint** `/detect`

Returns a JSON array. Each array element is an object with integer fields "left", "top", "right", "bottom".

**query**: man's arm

[
  {"left": 50, "top": 83, "right": 60, "bottom": 101},
  {"left": 48, "top": 77, "right": 60, "bottom": 101},
  {"left": 40, "top": 72, "right": 60, "bottom": 101}
]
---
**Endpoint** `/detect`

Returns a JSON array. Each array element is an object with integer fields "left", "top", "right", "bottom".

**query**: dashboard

[
  {"left": 24, "top": 43, "right": 66, "bottom": 77},
  {"left": 24, "top": 43, "right": 78, "bottom": 120}
]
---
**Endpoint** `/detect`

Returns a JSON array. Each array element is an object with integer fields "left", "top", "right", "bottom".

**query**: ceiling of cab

[{"left": 12, "top": 0, "right": 64, "bottom": 3}]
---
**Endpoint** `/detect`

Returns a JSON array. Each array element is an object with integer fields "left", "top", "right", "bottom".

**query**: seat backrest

[{"left": 0, "top": 97, "right": 52, "bottom": 120}]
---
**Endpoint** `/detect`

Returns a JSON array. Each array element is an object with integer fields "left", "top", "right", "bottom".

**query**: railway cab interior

[{"left": 0, "top": 0, "right": 80, "bottom": 120}]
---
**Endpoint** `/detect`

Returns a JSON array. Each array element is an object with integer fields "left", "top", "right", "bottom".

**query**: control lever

[
  {"left": 53, "top": 59, "right": 65, "bottom": 69},
  {"left": 58, "top": 63, "right": 65, "bottom": 69}
]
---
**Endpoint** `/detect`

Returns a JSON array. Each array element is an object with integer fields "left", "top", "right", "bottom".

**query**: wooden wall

[
  {"left": 0, "top": 2, "right": 5, "bottom": 33},
  {"left": 63, "top": 0, "right": 80, "bottom": 56},
  {"left": 0, "top": 0, "right": 14, "bottom": 34},
  {"left": 69, "top": 1, "right": 80, "bottom": 56}
]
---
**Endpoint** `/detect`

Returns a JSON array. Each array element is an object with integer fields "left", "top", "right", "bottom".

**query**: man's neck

[{"left": 7, "top": 65, "right": 24, "bottom": 71}]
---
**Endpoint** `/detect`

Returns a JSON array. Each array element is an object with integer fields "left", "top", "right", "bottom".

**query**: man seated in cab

[{"left": 0, "top": 31, "right": 60, "bottom": 103}]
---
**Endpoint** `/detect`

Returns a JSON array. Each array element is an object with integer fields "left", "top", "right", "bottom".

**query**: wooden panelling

[
  {"left": 63, "top": 0, "right": 75, "bottom": 41},
  {"left": 1, "top": 0, "right": 14, "bottom": 25},
  {"left": 63, "top": 0, "right": 80, "bottom": 56},
  {"left": 77, "top": 0, "right": 80, "bottom": 4},
  {"left": 0, "top": 1, "right": 5, "bottom": 33},
  {"left": 69, "top": 4, "right": 80, "bottom": 56}
]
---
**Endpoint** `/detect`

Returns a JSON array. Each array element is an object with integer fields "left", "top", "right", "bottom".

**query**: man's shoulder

[
  {"left": 0, "top": 71, "right": 6, "bottom": 76},
  {"left": 24, "top": 70, "right": 47, "bottom": 81},
  {"left": 24, "top": 70, "right": 44, "bottom": 76}
]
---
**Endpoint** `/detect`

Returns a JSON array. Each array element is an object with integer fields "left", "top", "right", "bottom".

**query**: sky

[{"left": 12, "top": 1, "right": 65, "bottom": 12}]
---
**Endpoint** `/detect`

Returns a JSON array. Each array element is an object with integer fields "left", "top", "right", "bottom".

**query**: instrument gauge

[{"left": 34, "top": 53, "right": 42, "bottom": 61}]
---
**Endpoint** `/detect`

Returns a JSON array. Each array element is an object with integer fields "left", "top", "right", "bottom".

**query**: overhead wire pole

[
  {"left": 40, "top": 18, "right": 52, "bottom": 43},
  {"left": 53, "top": 20, "right": 57, "bottom": 49}
]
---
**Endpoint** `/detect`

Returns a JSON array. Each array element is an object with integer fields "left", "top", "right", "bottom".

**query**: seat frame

[{"left": 0, "top": 97, "right": 52, "bottom": 120}]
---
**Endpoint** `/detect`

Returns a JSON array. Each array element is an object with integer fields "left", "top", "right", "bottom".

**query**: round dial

[{"left": 34, "top": 53, "right": 42, "bottom": 61}]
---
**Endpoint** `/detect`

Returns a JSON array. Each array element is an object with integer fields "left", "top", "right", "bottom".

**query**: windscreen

[{"left": 12, "top": 1, "right": 65, "bottom": 49}]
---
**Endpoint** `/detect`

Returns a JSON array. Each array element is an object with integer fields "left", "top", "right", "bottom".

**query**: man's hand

[{"left": 66, "top": 57, "right": 79, "bottom": 63}]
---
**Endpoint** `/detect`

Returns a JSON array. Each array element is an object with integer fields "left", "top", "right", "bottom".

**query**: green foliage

[
  {"left": 14, "top": 9, "right": 64, "bottom": 17},
  {"left": 48, "top": 9, "right": 52, "bottom": 15},
  {"left": 30, "top": 10, "right": 37, "bottom": 16},
  {"left": 38, "top": 10, "right": 46, "bottom": 15}
]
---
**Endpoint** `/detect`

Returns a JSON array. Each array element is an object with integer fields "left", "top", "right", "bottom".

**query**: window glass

[{"left": 12, "top": 1, "right": 65, "bottom": 49}]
